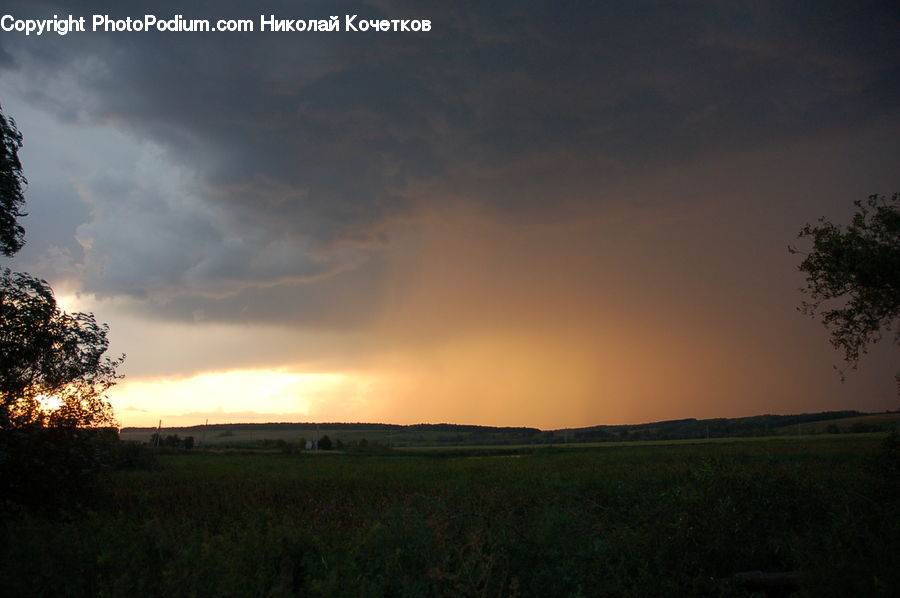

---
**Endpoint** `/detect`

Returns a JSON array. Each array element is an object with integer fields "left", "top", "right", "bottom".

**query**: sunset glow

[
  {"left": 36, "top": 394, "right": 63, "bottom": 413},
  {"left": 110, "top": 369, "right": 373, "bottom": 427}
]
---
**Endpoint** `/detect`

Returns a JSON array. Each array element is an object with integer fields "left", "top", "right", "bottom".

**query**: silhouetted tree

[
  {"left": 0, "top": 269, "right": 123, "bottom": 430},
  {"left": 0, "top": 105, "right": 124, "bottom": 509},
  {"left": 0, "top": 269, "right": 124, "bottom": 507},
  {"left": 318, "top": 434, "right": 333, "bottom": 450},
  {"left": 0, "top": 106, "right": 123, "bottom": 431},
  {"left": 790, "top": 193, "right": 899, "bottom": 377},
  {"left": 0, "top": 104, "right": 26, "bottom": 257}
]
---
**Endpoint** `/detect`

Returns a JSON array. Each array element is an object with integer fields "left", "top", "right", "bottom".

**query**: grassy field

[{"left": 2, "top": 434, "right": 897, "bottom": 597}]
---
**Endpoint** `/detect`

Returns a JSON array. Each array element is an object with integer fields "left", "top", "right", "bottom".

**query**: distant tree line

[
  {"left": 565, "top": 411, "right": 869, "bottom": 442},
  {"left": 148, "top": 433, "right": 195, "bottom": 449},
  {"left": 124, "top": 410, "right": 896, "bottom": 452}
]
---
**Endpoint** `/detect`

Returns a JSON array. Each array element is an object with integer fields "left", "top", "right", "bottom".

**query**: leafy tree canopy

[
  {"left": 0, "top": 105, "right": 26, "bottom": 257},
  {"left": 0, "top": 268, "right": 123, "bottom": 430},
  {"left": 790, "top": 193, "right": 899, "bottom": 376},
  {"left": 0, "top": 104, "right": 125, "bottom": 510}
]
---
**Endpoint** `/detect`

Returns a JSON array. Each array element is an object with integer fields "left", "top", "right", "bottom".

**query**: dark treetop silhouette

[
  {"left": 791, "top": 193, "right": 900, "bottom": 378},
  {"left": 0, "top": 268, "right": 122, "bottom": 430}
]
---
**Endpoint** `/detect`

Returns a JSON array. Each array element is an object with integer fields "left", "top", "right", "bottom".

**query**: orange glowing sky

[{"left": 2, "top": 1, "right": 898, "bottom": 428}]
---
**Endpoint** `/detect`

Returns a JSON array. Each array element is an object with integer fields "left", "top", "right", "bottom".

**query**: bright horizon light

[
  {"left": 36, "top": 394, "right": 63, "bottom": 412},
  {"left": 108, "top": 368, "right": 372, "bottom": 427}
]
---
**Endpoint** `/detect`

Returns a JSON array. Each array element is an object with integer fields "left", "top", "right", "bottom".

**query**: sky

[{"left": 1, "top": 0, "right": 898, "bottom": 429}]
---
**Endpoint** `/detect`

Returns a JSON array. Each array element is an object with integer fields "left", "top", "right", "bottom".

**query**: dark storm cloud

[{"left": 1, "top": 0, "right": 898, "bottom": 316}]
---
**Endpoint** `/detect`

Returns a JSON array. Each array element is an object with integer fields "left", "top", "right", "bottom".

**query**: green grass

[{"left": 2, "top": 435, "right": 897, "bottom": 597}]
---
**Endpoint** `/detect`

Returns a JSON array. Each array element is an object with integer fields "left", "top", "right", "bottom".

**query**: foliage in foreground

[
  {"left": 0, "top": 268, "right": 123, "bottom": 431},
  {"left": 1, "top": 436, "right": 897, "bottom": 597},
  {"left": 1, "top": 104, "right": 125, "bottom": 512},
  {"left": 0, "top": 269, "right": 125, "bottom": 509},
  {"left": 791, "top": 192, "right": 899, "bottom": 376}
]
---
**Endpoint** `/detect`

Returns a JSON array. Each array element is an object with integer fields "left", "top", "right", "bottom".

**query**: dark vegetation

[
  {"left": 790, "top": 192, "right": 899, "bottom": 377},
  {"left": 1, "top": 434, "right": 897, "bottom": 597},
  {"left": 0, "top": 103, "right": 124, "bottom": 512},
  {"left": 0, "top": 103, "right": 26, "bottom": 257},
  {"left": 149, "top": 432, "right": 196, "bottom": 449},
  {"left": 563, "top": 410, "right": 898, "bottom": 442}
]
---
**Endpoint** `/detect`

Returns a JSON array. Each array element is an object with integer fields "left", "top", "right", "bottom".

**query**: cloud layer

[{"left": 4, "top": 0, "right": 897, "bottom": 306}]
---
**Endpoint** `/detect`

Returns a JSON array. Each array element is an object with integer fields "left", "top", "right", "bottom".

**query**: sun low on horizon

[{"left": 1, "top": 2, "right": 897, "bottom": 431}]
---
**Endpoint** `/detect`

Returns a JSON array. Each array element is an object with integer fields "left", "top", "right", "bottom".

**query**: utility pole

[{"left": 155, "top": 419, "right": 162, "bottom": 447}]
